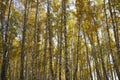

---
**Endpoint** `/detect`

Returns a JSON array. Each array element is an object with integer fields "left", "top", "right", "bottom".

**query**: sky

[{"left": 14, "top": 0, "right": 24, "bottom": 12}]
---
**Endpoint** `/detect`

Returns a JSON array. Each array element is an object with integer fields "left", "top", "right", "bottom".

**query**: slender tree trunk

[
  {"left": 74, "top": 1, "right": 82, "bottom": 80},
  {"left": 73, "top": 26, "right": 80, "bottom": 80},
  {"left": 73, "top": 16, "right": 81, "bottom": 80},
  {"left": 47, "top": 0, "right": 54, "bottom": 79},
  {"left": 1, "top": 0, "right": 12, "bottom": 80},
  {"left": 54, "top": 30, "right": 59, "bottom": 80},
  {"left": 20, "top": 0, "right": 29, "bottom": 79},
  {"left": 32, "top": 0, "right": 39, "bottom": 79},
  {"left": 59, "top": 16, "right": 63, "bottom": 80},
  {"left": 43, "top": 27, "right": 47, "bottom": 80},
  {"left": 62, "top": 0, "right": 70, "bottom": 80},
  {"left": 25, "top": 50, "right": 28, "bottom": 80},
  {"left": 112, "top": 0, "right": 119, "bottom": 41},
  {"left": 43, "top": 17, "right": 49, "bottom": 80}
]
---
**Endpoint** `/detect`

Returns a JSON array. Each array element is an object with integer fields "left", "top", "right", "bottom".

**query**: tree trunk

[
  {"left": 47, "top": 0, "right": 54, "bottom": 80},
  {"left": 20, "top": 0, "right": 29, "bottom": 80},
  {"left": 62, "top": 0, "right": 70, "bottom": 80},
  {"left": 1, "top": 0, "right": 12, "bottom": 80},
  {"left": 43, "top": 27, "right": 47, "bottom": 80},
  {"left": 59, "top": 16, "right": 63, "bottom": 80},
  {"left": 32, "top": 0, "right": 39, "bottom": 79}
]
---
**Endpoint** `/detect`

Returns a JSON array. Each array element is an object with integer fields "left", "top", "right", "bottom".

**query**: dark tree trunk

[
  {"left": 32, "top": 0, "right": 39, "bottom": 79},
  {"left": 47, "top": 0, "right": 54, "bottom": 80},
  {"left": 20, "top": 0, "right": 29, "bottom": 80},
  {"left": 59, "top": 16, "right": 63, "bottom": 80},
  {"left": 62, "top": 0, "right": 70, "bottom": 80},
  {"left": 1, "top": 0, "right": 12, "bottom": 80}
]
